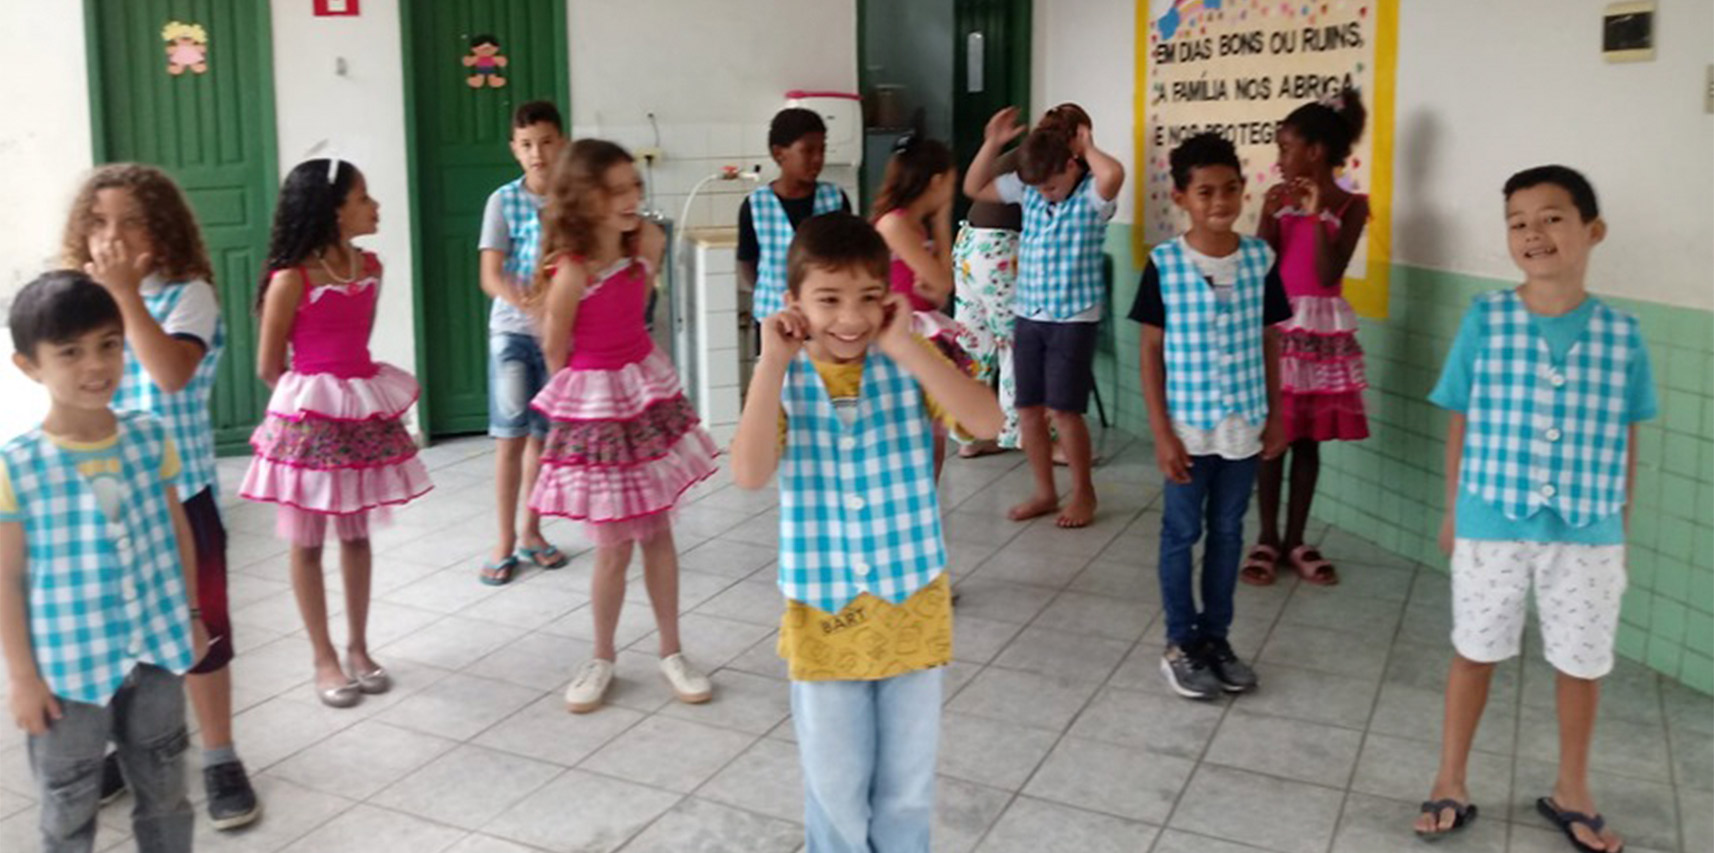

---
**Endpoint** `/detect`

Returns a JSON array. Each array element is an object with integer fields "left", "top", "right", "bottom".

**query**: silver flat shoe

[
  {"left": 318, "top": 680, "right": 362, "bottom": 708},
  {"left": 353, "top": 666, "right": 391, "bottom": 695}
]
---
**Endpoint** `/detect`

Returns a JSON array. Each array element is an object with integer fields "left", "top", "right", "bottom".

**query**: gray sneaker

[
  {"left": 1160, "top": 645, "right": 1223, "bottom": 700},
  {"left": 1202, "top": 638, "right": 1259, "bottom": 693},
  {"left": 203, "top": 760, "right": 261, "bottom": 830}
]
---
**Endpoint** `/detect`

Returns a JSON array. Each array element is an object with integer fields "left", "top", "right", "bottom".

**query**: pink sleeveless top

[
  {"left": 288, "top": 253, "right": 381, "bottom": 379},
  {"left": 1274, "top": 194, "right": 1365, "bottom": 300},
  {"left": 561, "top": 256, "right": 654, "bottom": 370},
  {"left": 880, "top": 210, "right": 939, "bottom": 312}
]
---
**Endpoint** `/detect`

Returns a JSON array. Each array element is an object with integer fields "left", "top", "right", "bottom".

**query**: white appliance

[{"left": 785, "top": 90, "right": 863, "bottom": 167}]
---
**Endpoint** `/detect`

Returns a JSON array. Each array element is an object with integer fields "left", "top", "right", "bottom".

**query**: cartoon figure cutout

[
  {"left": 463, "top": 34, "right": 508, "bottom": 88},
  {"left": 163, "top": 21, "right": 209, "bottom": 75}
]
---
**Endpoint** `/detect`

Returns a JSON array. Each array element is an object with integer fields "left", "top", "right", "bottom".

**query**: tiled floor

[{"left": 0, "top": 431, "right": 1708, "bottom": 853}]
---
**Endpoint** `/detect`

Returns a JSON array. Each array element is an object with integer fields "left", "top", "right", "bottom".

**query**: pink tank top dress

[
  {"left": 878, "top": 211, "right": 974, "bottom": 382},
  {"left": 240, "top": 253, "right": 432, "bottom": 541},
  {"left": 1272, "top": 194, "right": 1369, "bottom": 442},
  {"left": 528, "top": 256, "right": 719, "bottom": 545}
]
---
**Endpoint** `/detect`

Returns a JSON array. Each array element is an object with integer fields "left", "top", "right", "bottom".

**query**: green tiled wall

[{"left": 1094, "top": 224, "right": 1714, "bottom": 692}]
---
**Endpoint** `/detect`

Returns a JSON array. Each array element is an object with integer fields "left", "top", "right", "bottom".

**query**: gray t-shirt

[{"left": 478, "top": 182, "right": 544, "bottom": 337}]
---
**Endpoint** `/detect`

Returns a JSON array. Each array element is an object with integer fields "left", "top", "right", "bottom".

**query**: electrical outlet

[
  {"left": 637, "top": 146, "right": 666, "bottom": 164},
  {"left": 1706, "top": 65, "right": 1714, "bottom": 114}
]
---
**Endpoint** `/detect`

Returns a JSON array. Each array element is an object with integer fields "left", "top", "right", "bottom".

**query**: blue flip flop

[
  {"left": 1536, "top": 797, "right": 1621, "bottom": 853},
  {"left": 519, "top": 544, "right": 569, "bottom": 569},
  {"left": 1415, "top": 799, "right": 1478, "bottom": 841},
  {"left": 480, "top": 553, "right": 521, "bottom": 586}
]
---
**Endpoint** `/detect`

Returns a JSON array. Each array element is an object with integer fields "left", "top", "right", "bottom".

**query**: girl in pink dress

[
  {"left": 242, "top": 159, "right": 432, "bottom": 707},
  {"left": 1245, "top": 89, "right": 1370, "bottom": 587},
  {"left": 873, "top": 136, "right": 972, "bottom": 479},
  {"left": 528, "top": 140, "right": 719, "bottom": 714}
]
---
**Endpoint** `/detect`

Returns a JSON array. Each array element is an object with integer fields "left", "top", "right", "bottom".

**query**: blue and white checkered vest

[
  {"left": 1, "top": 412, "right": 194, "bottom": 705},
  {"left": 1014, "top": 174, "right": 1108, "bottom": 319},
  {"left": 113, "top": 282, "right": 223, "bottom": 499},
  {"left": 490, "top": 177, "right": 544, "bottom": 334},
  {"left": 1153, "top": 237, "right": 1275, "bottom": 430},
  {"left": 1461, "top": 291, "right": 1637, "bottom": 528},
  {"left": 777, "top": 349, "right": 946, "bottom": 615},
  {"left": 750, "top": 182, "right": 846, "bottom": 320}
]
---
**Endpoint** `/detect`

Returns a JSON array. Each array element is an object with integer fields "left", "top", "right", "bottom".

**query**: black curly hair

[
  {"left": 257, "top": 158, "right": 360, "bottom": 311},
  {"left": 1280, "top": 87, "right": 1367, "bottom": 168}
]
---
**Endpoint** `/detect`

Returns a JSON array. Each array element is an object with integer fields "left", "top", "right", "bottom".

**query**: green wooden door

[
  {"left": 404, "top": 0, "right": 569, "bottom": 436},
  {"left": 953, "top": 0, "right": 1031, "bottom": 220},
  {"left": 87, "top": 0, "right": 279, "bottom": 454}
]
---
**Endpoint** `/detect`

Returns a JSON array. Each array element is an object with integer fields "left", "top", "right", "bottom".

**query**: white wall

[
  {"left": 0, "top": 1, "right": 94, "bottom": 294},
  {"left": 1033, "top": 0, "right": 1713, "bottom": 310},
  {"left": 1031, "top": 0, "right": 1140, "bottom": 226},
  {"left": 1391, "top": 0, "right": 1713, "bottom": 309},
  {"left": 566, "top": 0, "right": 860, "bottom": 231},
  {"left": 269, "top": 0, "right": 418, "bottom": 380}
]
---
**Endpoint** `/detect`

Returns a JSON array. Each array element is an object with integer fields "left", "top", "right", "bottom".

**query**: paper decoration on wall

[
  {"left": 162, "top": 21, "right": 209, "bottom": 75},
  {"left": 463, "top": 34, "right": 509, "bottom": 88}
]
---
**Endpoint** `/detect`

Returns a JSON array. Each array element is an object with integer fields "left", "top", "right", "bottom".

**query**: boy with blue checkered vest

[
  {"left": 965, "top": 105, "right": 1124, "bottom": 529},
  {"left": 477, "top": 101, "right": 573, "bottom": 585},
  {"left": 731, "top": 214, "right": 1000, "bottom": 853},
  {"left": 738, "top": 107, "right": 852, "bottom": 322},
  {"left": 1132, "top": 133, "right": 1292, "bottom": 701},
  {"left": 3, "top": 273, "right": 208, "bottom": 853},
  {"left": 65, "top": 163, "right": 259, "bottom": 828},
  {"left": 1413, "top": 167, "right": 1654, "bottom": 852}
]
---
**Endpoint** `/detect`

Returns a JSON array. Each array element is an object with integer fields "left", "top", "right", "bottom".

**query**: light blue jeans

[{"left": 791, "top": 667, "right": 943, "bottom": 853}]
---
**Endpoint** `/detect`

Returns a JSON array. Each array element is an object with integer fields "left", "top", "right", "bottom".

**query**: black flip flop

[
  {"left": 1415, "top": 799, "right": 1478, "bottom": 841},
  {"left": 1536, "top": 797, "right": 1622, "bottom": 853}
]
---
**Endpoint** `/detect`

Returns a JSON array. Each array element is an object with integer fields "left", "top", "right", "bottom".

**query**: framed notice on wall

[{"left": 1135, "top": 0, "right": 1399, "bottom": 318}]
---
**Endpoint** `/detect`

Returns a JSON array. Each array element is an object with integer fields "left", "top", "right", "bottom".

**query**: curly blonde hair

[
  {"left": 161, "top": 21, "right": 208, "bottom": 44},
  {"left": 530, "top": 139, "right": 640, "bottom": 298},
  {"left": 62, "top": 163, "right": 215, "bottom": 286}
]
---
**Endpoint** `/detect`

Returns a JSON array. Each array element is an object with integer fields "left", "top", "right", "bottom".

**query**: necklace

[{"left": 317, "top": 246, "right": 360, "bottom": 284}]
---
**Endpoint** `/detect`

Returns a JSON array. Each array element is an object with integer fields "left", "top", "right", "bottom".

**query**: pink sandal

[
  {"left": 1286, "top": 545, "right": 1339, "bottom": 586},
  {"left": 1240, "top": 544, "right": 1280, "bottom": 586}
]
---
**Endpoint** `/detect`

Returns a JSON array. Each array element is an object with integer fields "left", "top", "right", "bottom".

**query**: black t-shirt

[
  {"left": 736, "top": 189, "right": 854, "bottom": 263},
  {"left": 1128, "top": 256, "right": 1293, "bottom": 328}
]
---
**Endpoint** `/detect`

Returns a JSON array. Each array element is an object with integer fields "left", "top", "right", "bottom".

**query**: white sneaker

[
  {"left": 564, "top": 659, "right": 615, "bottom": 713},
  {"left": 659, "top": 653, "right": 712, "bottom": 704}
]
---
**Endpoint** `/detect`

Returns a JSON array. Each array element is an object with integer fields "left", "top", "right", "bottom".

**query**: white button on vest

[
  {"left": 1540, "top": 484, "right": 1557, "bottom": 498},
  {"left": 1548, "top": 373, "right": 1566, "bottom": 387},
  {"left": 846, "top": 495, "right": 866, "bottom": 511},
  {"left": 1545, "top": 428, "right": 1562, "bottom": 442},
  {"left": 838, "top": 436, "right": 857, "bottom": 451},
  {"left": 853, "top": 562, "right": 871, "bottom": 577}
]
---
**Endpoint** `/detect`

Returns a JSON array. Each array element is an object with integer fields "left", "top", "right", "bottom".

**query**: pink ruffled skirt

[
  {"left": 240, "top": 364, "right": 433, "bottom": 545},
  {"left": 529, "top": 347, "right": 718, "bottom": 546},
  {"left": 1278, "top": 296, "right": 1369, "bottom": 443}
]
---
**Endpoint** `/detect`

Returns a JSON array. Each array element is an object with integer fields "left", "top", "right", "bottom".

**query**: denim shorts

[{"left": 488, "top": 333, "right": 549, "bottom": 439}]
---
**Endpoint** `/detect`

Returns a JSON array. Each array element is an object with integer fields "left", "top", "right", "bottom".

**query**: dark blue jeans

[{"left": 1158, "top": 454, "right": 1260, "bottom": 649}]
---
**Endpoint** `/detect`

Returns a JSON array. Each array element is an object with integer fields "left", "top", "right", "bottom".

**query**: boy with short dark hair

[
  {"left": 1131, "top": 132, "right": 1291, "bottom": 700},
  {"left": 1414, "top": 166, "right": 1652, "bottom": 853},
  {"left": 965, "top": 105, "right": 1124, "bottom": 529},
  {"left": 478, "top": 100, "right": 570, "bottom": 585},
  {"left": 3, "top": 271, "right": 206, "bottom": 853},
  {"left": 738, "top": 107, "right": 853, "bottom": 322},
  {"left": 729, "top": 213, "right": 1000, "bottom": 851}
]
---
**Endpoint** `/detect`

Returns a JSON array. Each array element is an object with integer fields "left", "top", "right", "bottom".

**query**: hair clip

[
  {"left": 303, "top": 140, "right": 342, "bottom": 184},
  {"left": 891, "top": 132, "right": 918, "bottom": 154}
]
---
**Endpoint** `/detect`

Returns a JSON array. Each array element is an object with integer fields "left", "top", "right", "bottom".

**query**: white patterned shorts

[{"left": 1450, "top": 540, "right": 1627, "bottom": 679}]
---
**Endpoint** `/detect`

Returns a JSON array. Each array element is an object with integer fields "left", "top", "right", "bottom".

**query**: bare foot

[
  {"left": 1057, "top": 493, "right": 1096, "bottom": 528},
  {"left": 959, "top": 441, "right": 1010, "bottom": 459},
  {"left": 313, "top": 660, "right": 351, "bottom": 692},
  {"left": 1411, "top": 781, "right": 1473, "bottom": 836},
  {"left": 1008, "top": 493, "right": 1059, "bottom": 522}
]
